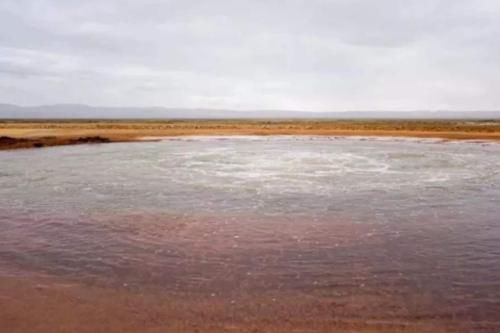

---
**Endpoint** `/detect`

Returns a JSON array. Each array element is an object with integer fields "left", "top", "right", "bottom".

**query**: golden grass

[{"left": 1, "top": 119, "right": 500, "bottom": 150}]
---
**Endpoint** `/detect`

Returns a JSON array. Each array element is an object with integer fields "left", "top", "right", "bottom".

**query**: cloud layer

[{"left": 1, "top": 0, "right": 499, "bottom": 111}]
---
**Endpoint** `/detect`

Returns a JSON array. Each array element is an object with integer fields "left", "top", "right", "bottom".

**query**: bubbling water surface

[{"left": 1, "top": 136, "right": 500, "bottom": 326}]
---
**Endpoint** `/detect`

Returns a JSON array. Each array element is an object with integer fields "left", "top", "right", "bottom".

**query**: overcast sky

[{"left": 1, "top": 0, "right": 499, "bottom": 111}]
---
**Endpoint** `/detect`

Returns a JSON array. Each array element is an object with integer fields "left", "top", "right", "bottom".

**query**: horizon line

[{"left": 2, "top": 103, "right": 500, "bottom": 113}]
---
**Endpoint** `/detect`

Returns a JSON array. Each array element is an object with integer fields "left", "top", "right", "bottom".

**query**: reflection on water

[{"left": 1, "top": 136, "right": 500, "bottom": 330}]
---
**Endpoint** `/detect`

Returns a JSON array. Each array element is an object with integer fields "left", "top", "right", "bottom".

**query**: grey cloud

[{"left": 0, "top": 0, "right": 499, "bottom": 110}]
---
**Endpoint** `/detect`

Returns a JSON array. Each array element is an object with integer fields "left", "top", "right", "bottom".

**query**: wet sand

[
  {"left": 2, "top": 212, "right": 500, "bottom": 333},
  {"left": 2, "top": 274, "right": 493, "bottom": 333},
  {"left": 1, "top": 119, "right": 500, "bottom": 150}
]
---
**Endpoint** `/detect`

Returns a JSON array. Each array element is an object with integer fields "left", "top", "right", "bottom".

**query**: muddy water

[{"left": 1, "top": 136, "right": 500, "bottom": 332}]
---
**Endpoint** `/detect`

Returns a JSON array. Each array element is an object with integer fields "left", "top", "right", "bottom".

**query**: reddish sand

[{"left": 1, "top": 273, "right": 487, "bottom": 333}]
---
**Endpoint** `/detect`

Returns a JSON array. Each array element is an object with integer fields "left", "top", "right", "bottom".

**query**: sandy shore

[
  {"left": 1, "top": 119, "right": 500, "bottom": 150},
  {"left": 1, "top": 273, "right": 488, "bottom": 333}
]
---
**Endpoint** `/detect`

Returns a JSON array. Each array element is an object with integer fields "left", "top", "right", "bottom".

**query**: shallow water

[{"left": 1, "top": 136, "right": 500, "bottom": 329}]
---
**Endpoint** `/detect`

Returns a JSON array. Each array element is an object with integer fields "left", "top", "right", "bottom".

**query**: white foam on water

[{"left": 1, "top": 135, "right": 500, "bottom": 217}]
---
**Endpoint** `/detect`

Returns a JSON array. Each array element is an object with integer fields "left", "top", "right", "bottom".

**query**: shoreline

[
  {"left": 1, "top": 119, "right": 500, "bottom": 150},
  {"left": 0, "top": 274, "right": 486, "bottom": 333}
]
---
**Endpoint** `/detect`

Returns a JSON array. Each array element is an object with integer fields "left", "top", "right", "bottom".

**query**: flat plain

[{"left": 1, "top": 119, "right": 500, "bottom": 150}]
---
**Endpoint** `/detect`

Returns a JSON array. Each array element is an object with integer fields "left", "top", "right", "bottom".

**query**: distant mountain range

[{"left": 1, "top": 104, "right": 500, "bottom": 119}]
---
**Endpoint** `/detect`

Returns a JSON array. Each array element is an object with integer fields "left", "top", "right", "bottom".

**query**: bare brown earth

[
  {"left": 1, "top": 119, "right": 500, "bottom": 150},
  {"left": 1, "top": 274, "right": 492, "bottom": 333}
]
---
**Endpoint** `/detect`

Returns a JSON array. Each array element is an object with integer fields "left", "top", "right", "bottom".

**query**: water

[{"left": 1, "top": 136, "right": 500, "bottom": 329}]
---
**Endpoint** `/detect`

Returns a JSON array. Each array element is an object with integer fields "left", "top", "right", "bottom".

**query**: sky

[{"left": 1, "top": 0, "right": 500, "bottom": 111}]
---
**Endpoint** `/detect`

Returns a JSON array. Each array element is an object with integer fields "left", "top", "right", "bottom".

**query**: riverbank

[{"left": 1, "top": 119, "right": 500, "bottom": 150}]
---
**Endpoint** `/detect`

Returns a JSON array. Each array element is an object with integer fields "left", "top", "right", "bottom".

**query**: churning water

[{"left": 1, "top": 136, "right": 500, "bottom": 326}]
